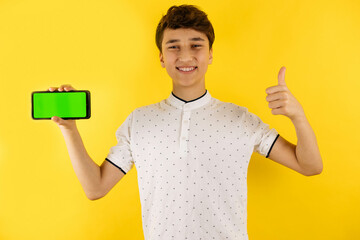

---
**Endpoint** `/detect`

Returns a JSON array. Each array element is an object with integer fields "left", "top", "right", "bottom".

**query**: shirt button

[
  {"left": 184, "top": 120, "right": 189, "bottom": 124},
  {"left": 182, "top": 136, "right": 187, "bottom": 140}
]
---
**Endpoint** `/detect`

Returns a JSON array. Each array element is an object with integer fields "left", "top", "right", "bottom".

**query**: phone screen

[{"left": 32, "top": 91, "right": 91, "bottom": 119}]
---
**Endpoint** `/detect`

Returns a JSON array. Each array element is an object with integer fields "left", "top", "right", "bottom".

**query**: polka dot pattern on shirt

[{"left": 106, "top": 91, "right": 279, "bottom": 240}]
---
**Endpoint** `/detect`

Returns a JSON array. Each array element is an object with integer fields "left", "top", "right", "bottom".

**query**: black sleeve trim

[
  {"left": 266, "top": 134, "right": 280, "bottom": 158},
  {"left": 105, "top": 158, "right": 127, "bottom": 175}
]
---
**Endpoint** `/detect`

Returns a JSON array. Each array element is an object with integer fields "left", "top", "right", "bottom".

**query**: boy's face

[{"left": 159, "top": 28, "right": 213, "bottom": 89}]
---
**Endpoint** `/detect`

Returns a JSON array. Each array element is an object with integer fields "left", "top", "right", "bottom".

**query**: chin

[{"left": 173, "top": 80, "right": 198, "bottom": 88}]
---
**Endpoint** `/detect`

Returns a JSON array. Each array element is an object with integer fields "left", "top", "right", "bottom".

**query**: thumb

[
  {"left": 51, "top": 116, "right": 76, "bottom": 130},
  {"left": 278, "top": 66, "right": 286, "bottom": 86},
  {"left": 51, "top": 116, "right": 63, "bottom": 125}
]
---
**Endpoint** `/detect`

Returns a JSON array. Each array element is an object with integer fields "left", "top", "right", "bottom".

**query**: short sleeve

[
  {"left": 246, "top": 111, "right": 279, "bottom": 158},
  {"left": 106, "top": 112, "right": 134, "bottom": 174}
]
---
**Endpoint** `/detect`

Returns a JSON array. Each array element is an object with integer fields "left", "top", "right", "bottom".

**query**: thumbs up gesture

[{"left": 265, "top": 67, "right": 305, "bottom": 121}]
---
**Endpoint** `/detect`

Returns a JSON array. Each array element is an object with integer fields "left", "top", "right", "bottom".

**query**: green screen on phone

[{"left": 32, "top": 91, "right": 91, "bottom": 119}]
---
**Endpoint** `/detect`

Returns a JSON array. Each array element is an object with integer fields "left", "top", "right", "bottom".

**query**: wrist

[{"left": 290, "top": 113, "right": 308, "bottom": 125}]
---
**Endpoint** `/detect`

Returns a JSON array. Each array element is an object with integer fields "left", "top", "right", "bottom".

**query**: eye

[
  {"left": 192, "top": 44, "right": 202, "bottom": 48},
  {"left": 168, "top": 45, "right": 178, "bottom": 49}
]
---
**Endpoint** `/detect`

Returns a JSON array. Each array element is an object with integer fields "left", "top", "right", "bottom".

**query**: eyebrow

[{"left": 165, "top": 37, "right": 205, "bottom": 44}]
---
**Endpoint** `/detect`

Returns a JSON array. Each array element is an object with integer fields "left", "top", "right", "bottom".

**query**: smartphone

[{"left": 32, "top": 90, "right": 91, "bottom": 120}]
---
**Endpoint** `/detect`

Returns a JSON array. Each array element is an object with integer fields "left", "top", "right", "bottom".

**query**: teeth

[{"left": 178, "top": 67, "right": 196, "bottom": 72}]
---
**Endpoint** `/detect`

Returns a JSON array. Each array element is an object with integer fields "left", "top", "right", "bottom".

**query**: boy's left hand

[{"left": 265, "top": 66, "right": 305, "bottom": 122}]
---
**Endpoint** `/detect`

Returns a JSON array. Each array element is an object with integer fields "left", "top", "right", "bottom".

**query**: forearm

[
  {"left": 59, "top": 124, "right": 102, "bottom": 198},
  {"left": 291, "top": 115, "right": 323, "bottom": 175}
]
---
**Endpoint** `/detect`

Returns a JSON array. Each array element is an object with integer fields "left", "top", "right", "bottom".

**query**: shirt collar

[{"left": 166, "top": 90, "right": 212, "bottom": 110}]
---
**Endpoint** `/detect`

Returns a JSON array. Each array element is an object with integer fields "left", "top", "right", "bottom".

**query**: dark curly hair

[{"left": 155, "top": 5, "right": 215, "bottom": 53}]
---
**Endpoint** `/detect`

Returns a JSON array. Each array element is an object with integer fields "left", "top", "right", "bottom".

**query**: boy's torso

[{"left": 129, "top": 92, "right": 262, "bottom": 239}]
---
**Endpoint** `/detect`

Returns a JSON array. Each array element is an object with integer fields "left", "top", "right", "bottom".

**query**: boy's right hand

[{"left": 48, "top": 84, "right": 77, "bottom": 130}]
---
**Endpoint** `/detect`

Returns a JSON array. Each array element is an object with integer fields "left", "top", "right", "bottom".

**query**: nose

[{"left": 178, "top": 48, "right": 193, "bottom": 62}]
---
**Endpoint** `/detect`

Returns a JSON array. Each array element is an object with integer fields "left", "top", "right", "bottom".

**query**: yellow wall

[{"left": 1, "top": 0, "right": 359, "bottom": 239}]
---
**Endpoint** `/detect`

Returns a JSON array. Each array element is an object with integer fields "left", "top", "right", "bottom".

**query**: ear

[
  {"left": 159, "top": 52, "right": 165, "bottom": 68},
  {"left": 209, "top": 48, "right": 213, "bottom": 64}
]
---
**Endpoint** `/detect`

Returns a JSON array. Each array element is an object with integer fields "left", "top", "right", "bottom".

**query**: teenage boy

[{"left": 50, "top": 5, "right": 322, "bottom": 240}]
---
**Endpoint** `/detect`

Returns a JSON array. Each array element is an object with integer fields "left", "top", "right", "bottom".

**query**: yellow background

[{"left": 1, "top": 0, "right": 359, "bottom": 239}]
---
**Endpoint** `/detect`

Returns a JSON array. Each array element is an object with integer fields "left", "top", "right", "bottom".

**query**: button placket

[{"left": 179, "top": 108, "right": 191, "bottom": 153}]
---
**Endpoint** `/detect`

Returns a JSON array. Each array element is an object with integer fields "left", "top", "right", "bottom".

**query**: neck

[{"left": 172, "top": 85, "right": 206, "bottom": 102}]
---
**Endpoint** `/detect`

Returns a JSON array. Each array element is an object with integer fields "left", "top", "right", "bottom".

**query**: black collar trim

[{"left": 171, "top": 90, "right": 207, "bottom": 104}]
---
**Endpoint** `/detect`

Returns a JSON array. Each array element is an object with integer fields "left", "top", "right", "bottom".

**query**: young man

[{"left": 50, "top": 5, "right": 322, "bottom": 240}]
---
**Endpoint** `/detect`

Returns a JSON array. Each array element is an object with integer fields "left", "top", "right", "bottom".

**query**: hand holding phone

[{"left": 32, "top": 85, "right": 89, "bottom": 129}]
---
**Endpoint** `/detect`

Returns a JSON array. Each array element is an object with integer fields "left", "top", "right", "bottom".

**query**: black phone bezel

[{"left": 31, "top": 90, "right": 91, "bottom": 120}]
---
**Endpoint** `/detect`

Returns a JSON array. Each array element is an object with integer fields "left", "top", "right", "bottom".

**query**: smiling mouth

[{"left": 176, "top": 66, "right": 198, "bottom": 72}]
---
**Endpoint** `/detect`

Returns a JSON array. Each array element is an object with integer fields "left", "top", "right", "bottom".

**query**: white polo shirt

[{"left": 106, "top": 90, "right": 279, "bottom": 240}]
